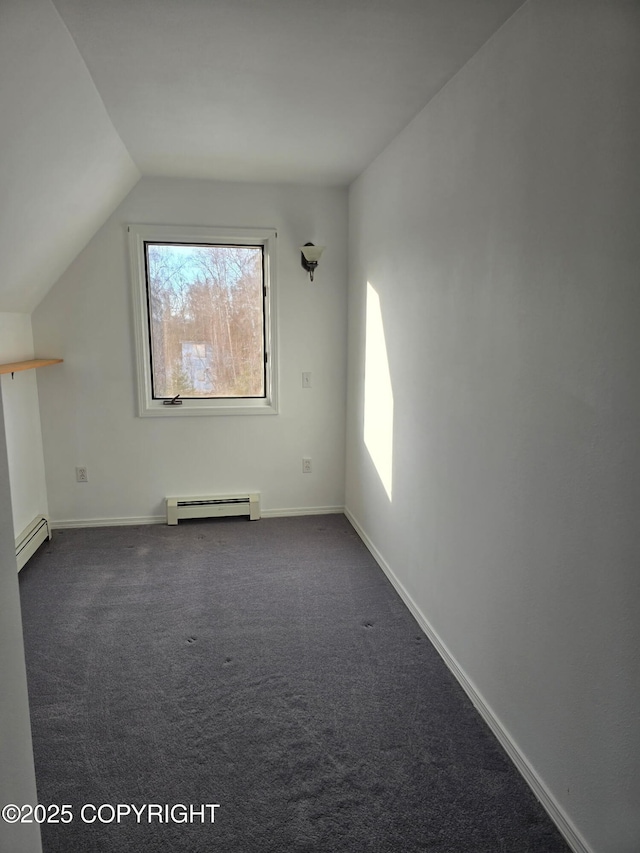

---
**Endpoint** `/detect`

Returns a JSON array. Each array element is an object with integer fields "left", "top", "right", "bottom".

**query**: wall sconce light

[{"left": 300, "top": 243, "right": 325, "bottom": 281}]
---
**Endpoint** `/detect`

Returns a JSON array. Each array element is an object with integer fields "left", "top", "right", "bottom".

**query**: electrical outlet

[
  {"left": 302, "top": 372, "right": 312, "bottom": 388},
  {"left": 302, "top": 457, "right": 312, "bottom": 474},
  {"left": 76, "top": 467, "right": 88, "bottom": 483}
]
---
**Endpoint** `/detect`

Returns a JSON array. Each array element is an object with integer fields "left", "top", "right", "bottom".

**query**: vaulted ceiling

[{"left": 0, "top": 0, "right": 524, "bottom": 313}]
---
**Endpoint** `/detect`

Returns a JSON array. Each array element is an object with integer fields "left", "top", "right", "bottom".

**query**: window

[
  {"left": 129, "top": 225, "right": 277, "bottom": 416},
  {"left": 145, "top": 242, "right": 265, "bottom": 399}
]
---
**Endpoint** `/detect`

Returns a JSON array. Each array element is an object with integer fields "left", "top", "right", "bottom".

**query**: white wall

[
  {"left": 32, "top": 177, "right": 348, "bottom": 524},
  {"left": 0, "top": 389, "right": 42, "bottom": 853},
  {"left": 0, "top": 314, "right": 49, "bottom": 538},
  {"left": 345, "top": 3, "right": 640, "bottom": 852}
]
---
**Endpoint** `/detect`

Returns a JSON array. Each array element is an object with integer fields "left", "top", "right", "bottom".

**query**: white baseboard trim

[
  {"left": 52, "top": 516, "right": 165, "bottom": 529},
  {"left": 344, "top": 507, "right": 593, "bottom": 853},
  {"left": 52, "top": 507, "right": 345, "bottom": 529},
  {"left": 261, "top": 505, "right": 345, "bottom": 518}
]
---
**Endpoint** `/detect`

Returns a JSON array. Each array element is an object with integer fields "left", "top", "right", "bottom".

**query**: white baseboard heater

[
  {"left": 15, "top": 516, "right": 51, "bottom": 571},
  {"left": 166, "top": 493, "right": 260, "bottom": 525}
]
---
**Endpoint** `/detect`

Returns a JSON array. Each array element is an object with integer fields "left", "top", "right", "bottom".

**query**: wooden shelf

[{"left": 0, "top": 358, "right": 63, "bottom": 376}]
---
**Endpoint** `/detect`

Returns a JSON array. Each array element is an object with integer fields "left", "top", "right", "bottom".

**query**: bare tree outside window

[{"left": 145, "top": 243, "right": 265, "bottom": 399}]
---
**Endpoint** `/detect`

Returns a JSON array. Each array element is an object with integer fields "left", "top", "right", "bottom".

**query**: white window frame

[{"left": 128, "top": 223, "right": 278, "bottom": 417}]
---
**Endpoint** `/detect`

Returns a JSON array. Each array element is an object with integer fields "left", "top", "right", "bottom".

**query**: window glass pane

[{"left": 145, "top": 243, "right": 265, "bottom": 399}]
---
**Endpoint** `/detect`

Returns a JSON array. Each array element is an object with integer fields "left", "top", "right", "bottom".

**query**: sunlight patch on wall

[{"left": 364, "top": 282, "right": 394, "bottom": 500}]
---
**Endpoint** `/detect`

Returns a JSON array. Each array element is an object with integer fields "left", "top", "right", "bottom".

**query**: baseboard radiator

[
  {"left": 166, "top": 493, "right": 260, "bottom": 525},
  {"left": 15, "top": 516, "right": 51, "bottom": 571}
]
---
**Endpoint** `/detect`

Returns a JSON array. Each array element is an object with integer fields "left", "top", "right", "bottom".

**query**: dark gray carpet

[{"left": 19, "top": 514, "right": 570, "bottom": 852}]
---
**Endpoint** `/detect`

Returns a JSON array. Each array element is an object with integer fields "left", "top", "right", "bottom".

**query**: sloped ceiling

[
  {"left": 52, "top": 0, "right": 524, "bottom": 185},
  {"left": 0, "top": 0, "right": 140, "bottom": 314},
  {"left": 0, "top": 0, "right": 524, "bottom": 313}
]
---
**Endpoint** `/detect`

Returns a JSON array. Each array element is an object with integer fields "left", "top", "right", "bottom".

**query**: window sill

[{"left": 138, "top": 398, "right": 278, "bottom": 418}]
